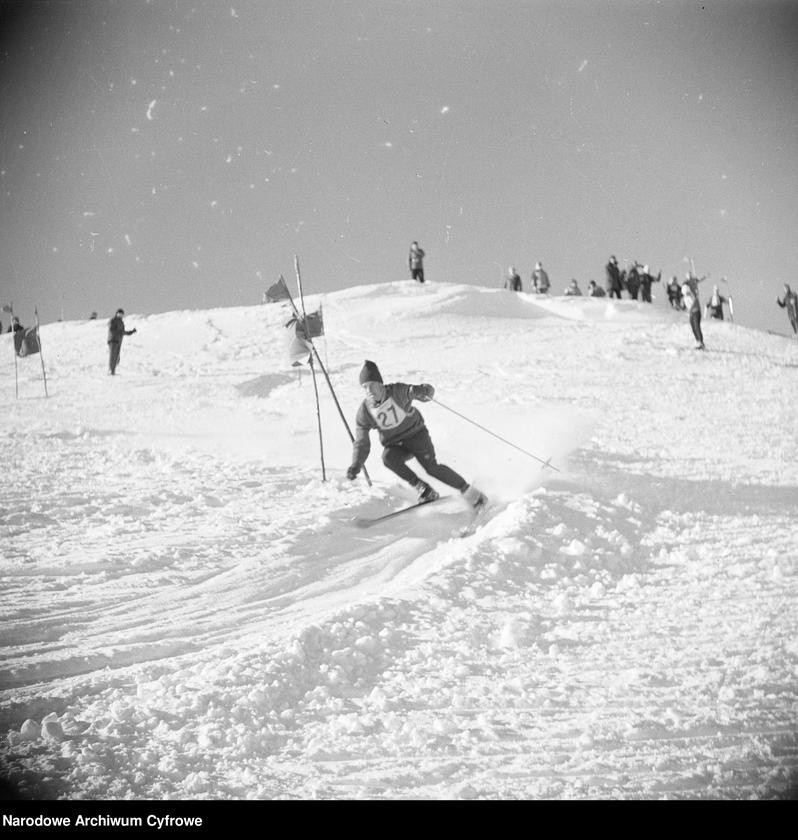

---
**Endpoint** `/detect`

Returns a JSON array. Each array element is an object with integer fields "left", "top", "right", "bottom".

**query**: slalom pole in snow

[
  {"left": 5, "top": 302, "right": 19, "bottom": 399},
  {"left": 294, "top": 258, "right": 326, "bottom": 482},
  {"left": 282, "top": 263, "right": 372, "bottom": 486},
  {"left": 431, "top": 398, "right": 559, "bottom": 472},
  {"left": 35, "top": 308, "right": 48, "bottom": 398},
  {"left": 8, "top": 303, "right": 19, "bottom": 399}
]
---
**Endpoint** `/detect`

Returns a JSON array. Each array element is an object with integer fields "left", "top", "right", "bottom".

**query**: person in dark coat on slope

[
  {"left": 639, "top": 265, "right": 660, "bottom": 303},
  {"left": 408, "top": 241, "right": 426, "bottom": 283},
  {"left": 346, "top": 360, "right": 488, "bottom": 509},
  {"left": 776, "top": 284, "right": 798, "bottom": 337},
  {"left": 705, "top": 285, "right": 729, "bottom": 320},
  {"left": 605, "top": 256, "right": 622, "bottom": 299},
  {"left": 505, "top": 266, "right": 522, "bottom": 291},
  {"left": 107, "top": 308, "right": 137, "bottom": 375},
  {"left": 667, "top": 276, "right": 684, "bottom": 309},
  {"left": 625, "top": 263, "right": 641, "bottom": 300}
]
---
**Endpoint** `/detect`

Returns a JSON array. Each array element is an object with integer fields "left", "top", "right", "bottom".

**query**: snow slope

[{"left": 1, "top": 281, "right": 796, "bottom": 800}]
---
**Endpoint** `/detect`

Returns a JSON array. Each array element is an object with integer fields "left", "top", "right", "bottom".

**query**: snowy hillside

[{"left": 1, "top": 281, "right": 796, "bottom": 800}]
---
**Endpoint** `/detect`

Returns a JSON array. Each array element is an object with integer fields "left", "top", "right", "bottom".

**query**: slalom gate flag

[
  {"left": 304, "top": 307, "right": 324, "bottom": 339},
  {"left": 16, "top": 326, "right": 41, "bottom": 357},
  {"left": 265, "top": 277, "right": 291, "bottom": 303},
  {"left": 285, "top": 316, "right": 312, "bottom": 366}
]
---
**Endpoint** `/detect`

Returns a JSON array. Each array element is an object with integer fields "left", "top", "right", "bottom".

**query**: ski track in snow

[{"left": 1, "top": 283, "right": 796, "bottom": 800}]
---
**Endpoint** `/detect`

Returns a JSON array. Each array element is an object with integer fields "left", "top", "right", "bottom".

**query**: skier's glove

[
  {"left": 346, "top": 465, "right": 360, "bottom": 480},
  {"left": 416, "top": 384, "right": 435, "bottom": 402}
]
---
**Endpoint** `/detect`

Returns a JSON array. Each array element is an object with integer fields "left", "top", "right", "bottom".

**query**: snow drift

[{"left": 1, "top": 281, "right": 796, "bottom": 800}]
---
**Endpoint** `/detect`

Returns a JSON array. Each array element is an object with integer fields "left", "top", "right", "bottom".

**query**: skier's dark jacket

[
  {"left": 605, "top": 261, "right": 621, "bottom": 293},
  {"left": 351, "top": 383, "right": 434, "bottom": 469},
  {"left": 777, "top": 290, "right": 798, "bottom": 322},
  {"left": 107, "top": 315, "right": 134, "bottom": 344}
]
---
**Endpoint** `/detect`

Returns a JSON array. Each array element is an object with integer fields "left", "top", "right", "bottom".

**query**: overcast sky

[{"left": 1, "top": 0, "right": 797, "bottom": 335}]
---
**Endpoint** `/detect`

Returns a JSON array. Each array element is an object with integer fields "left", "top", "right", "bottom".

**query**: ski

[
  {"left": 455, "top": 501, "right": 493, "bottom": 538},
  {"left": 353, "top": 496, "right": 450, "bottom": 528}
]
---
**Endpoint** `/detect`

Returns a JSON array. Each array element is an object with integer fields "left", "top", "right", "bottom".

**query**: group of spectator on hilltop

[
  {"left": 503, "top": 256, "right": 663, "bottom": 301},
  {"left": 604, "top": 256, "right": 661, "bottom": 302}
]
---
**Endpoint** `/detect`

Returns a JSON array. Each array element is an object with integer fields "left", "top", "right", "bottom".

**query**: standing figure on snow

[
  {"left": 505, "top": 266, "right": 522, "bottom": 292},
  {"left": 408, "top": 241, "right": 426, "bottom": 283},
  {"left": 625, "top": 263, "right": 641, "bottom": 300},
  {"left": 776, "top": 284, "right": 798, "bottom": 337},
  {"left": 681, "top": 273, "right": 706, "bottom": 350},
  {"left": 531, "top": 262, "right": 550, "bottom": 294},
  {"left": 639, "top": 265, "right": 660, "bottom": 303},
  {"left": 605, "top": 256, "right": 622, "bottom": 299},
  {"left": 666, "top": 276, "right": 684, "bottom": 309},
  {"left": 346, "top": 361, "right": 488, "bottom": 510},
  {"left": 107, "top": 308, "right": 137, "bottom": 375},
  {"left": 705, "top": 285, "right": 729, "bottom": 321}
]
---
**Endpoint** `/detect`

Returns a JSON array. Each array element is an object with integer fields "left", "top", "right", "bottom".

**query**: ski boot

[
  {"left": 462, "top": 484, "right": 488, "bottom": 510},
  {"left": 415, "top": 480, "right": 440, "bottom": 503}
]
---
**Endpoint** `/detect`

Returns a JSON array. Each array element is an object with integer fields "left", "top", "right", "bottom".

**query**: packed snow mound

[{"left": 1, "top": 279, "right": 797, "bottom": 801}]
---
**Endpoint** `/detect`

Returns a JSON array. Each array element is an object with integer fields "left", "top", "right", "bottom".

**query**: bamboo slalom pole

[
  {"left": 35, "top": 308, "right": 48, "bottom": 397},
  {"left": 294, "top": 259, "right": 327, "bottom": 482},
  {"left": 283, "top": 263, "right": 372, "bottom": 486}
]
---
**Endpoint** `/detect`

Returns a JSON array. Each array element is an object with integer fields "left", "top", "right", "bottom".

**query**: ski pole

[{"left": 431, "top": 399, "right": 559, "bottom": 471}]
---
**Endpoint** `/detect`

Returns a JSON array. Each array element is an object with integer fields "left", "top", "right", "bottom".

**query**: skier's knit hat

[{"left": 359, "top": 360, "right": 383, "bottom": 384}]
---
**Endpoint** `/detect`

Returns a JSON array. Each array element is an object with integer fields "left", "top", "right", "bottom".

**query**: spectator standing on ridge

[
  {"left": 776, "top": 284, "right": 798, "bottom": 337},
  {"left": 639, "top": 265, "right": 660, "bottom": 303},
  {"left": 681, "top": 272, "right": 706, "bottom": 350},
  {"left": 564, "top": 279, "right": 583, "bottom": 296},
  {"left": 346, "top": 360, "right": 488, "bottom": 510},
  {"left": 505, "top": 266, "right": 522, "bottom": 291},
  {"left": 588, "top": 280, "right": 606, "bottom": 297},
  {"left": 107, "top": 308, "right": 137, "bottom": 375},
  {"left": 625, "top": 263, "right": 641, "bottom": 300},
  {"left": 7, "top": 315, "right": 23, "bottom": 334},
  {"left": 408, "top": 241, "right": 426, "bottom": 283},
  {"left": 705, "top": 285, "right": 729, "bottom": 321},
  {"left": 666, "top": 276, "right": 684, "bottom": 309},
  {"left": 532, "top": 262, "right": 550, "bottom": 294},
  {"left": 605, "top": 256, "right": 622, "bottom": 299}
]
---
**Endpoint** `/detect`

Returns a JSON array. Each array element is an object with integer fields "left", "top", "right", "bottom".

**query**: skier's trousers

[{"left": 382, "top": 427, "right": 466, "bottom": 490}]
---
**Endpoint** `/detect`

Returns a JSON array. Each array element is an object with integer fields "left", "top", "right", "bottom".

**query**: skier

[
  {"left": 505, "top": 266, "right": 522, "bottom": 291},
  {"left": 346, "top": 360, "right": 488, "bottom": 509},
  {"left": 776, "top": 284, "right": 798, "bottom": 337},
  {"left": 681, "top": 272, "right": 706, "bottom": 350},
  {"left": 408, "top": 241, "right": 426, "bottom": 283},
  {"left": 705, "top": 285, "right": 728, "bottom": 320},
  {"left": 107, "top": 308, "right": 137, "bottom": 375}
]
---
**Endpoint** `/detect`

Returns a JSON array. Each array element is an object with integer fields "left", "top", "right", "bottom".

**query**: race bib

[{"left": 368, "top": 396, "right": 408, "bottom": 431}]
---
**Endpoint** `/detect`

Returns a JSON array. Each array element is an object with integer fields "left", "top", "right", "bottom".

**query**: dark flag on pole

[
  {"left": 303, "top": 306, "right": 324, "bottom": 339},
  {"left": 265, "top": 277, "right": 291, "bottom": 303},
  {"left": 16, "top": 325, "right": 41, "bottom": 357}
]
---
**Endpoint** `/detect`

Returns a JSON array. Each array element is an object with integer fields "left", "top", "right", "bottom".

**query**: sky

[{"left": 1, "top": 0, "right": 797, "bottom": 335}]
